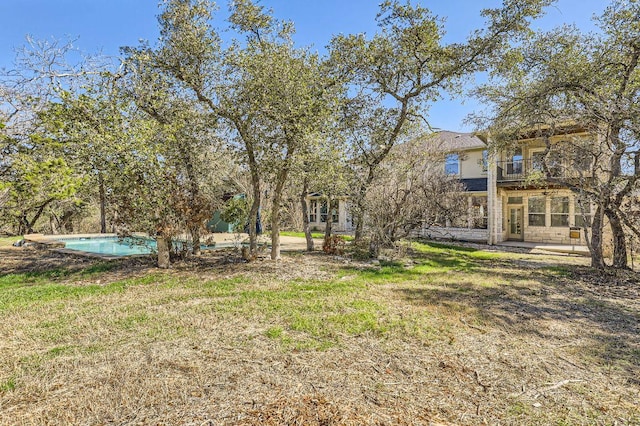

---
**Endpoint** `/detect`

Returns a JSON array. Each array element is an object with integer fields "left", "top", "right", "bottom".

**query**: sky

[{"left": 0, "top": 0, "right": 608, "bottom": 132}]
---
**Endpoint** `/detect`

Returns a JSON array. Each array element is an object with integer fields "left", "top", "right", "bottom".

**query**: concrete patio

[{"left": 496, "top": 240, "right": 590, "bottom": 256}]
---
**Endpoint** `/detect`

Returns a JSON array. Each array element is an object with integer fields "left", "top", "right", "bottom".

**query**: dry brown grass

[{"left": 0, "top": 242, "right": 638, "bottom": 425}]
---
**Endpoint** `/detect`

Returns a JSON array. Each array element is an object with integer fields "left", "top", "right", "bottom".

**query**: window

[
  {"left": 320, "top": 200, "right": 328, "bottom": 223},
  {"left": 547, "top": 150, "right": 563, "bottom": 177},
  {"left": 574, "top": 199, "right": 592, "bottom": 227},
  {"left": 507, "top": 147, "right": 523, "bottom": 175},
  {"left": 479, "top": 150, "right": 488, "bottom": 173},
  {"left": 445, "top": 154, "right": 459, "bottom": 175},
  {"left": 573, "top": 150, "right": 592, "bottom": 173},
  {"left": 531, "top": 151, "right": 545, "bottom": 172},
  {"left": 528, "top": 196, "right": 546, "bottom": 226},
  {"left": 508, "top": 196, "right": 523, "bottom": 204},
  {"left": 471, "top": 196, "right": 488, "bottom": 229},
  {"left": 309, "top": 199, "right": 318, "bottom": 223},
  {"left": 331, "top": 201, "right": 339, "bottom": 223},
  {"left": 551, "top": 196, "right": 569, "bottom": 227}
]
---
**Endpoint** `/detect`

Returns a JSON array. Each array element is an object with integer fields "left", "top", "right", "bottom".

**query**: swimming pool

[
  {"left": 57, "top": 236, "right": 156, "bottom": 256},
  {"left": 55, "top": 235, "right": 218, "bottom": 257}
]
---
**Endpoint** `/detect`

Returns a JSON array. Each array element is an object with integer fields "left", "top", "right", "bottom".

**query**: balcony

[{"left": 496, "top": 159, "right": 565, "bottom": 182}]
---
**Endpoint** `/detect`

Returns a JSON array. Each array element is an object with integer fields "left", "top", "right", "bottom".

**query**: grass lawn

[
  {"left": 0, "top": 241, "right": 638, "bottom": 425},
  {"left": 0, "top": 236, "right": 21, "bottom": 247}
]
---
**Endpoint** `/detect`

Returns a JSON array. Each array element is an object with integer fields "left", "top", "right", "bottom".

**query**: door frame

[{"left": 507, "top": 206, "right": 524, "bottom": 241}]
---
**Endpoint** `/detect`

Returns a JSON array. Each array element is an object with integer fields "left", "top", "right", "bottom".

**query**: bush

[{"left": 322, "top": 235, "right": 346, "bottom": 255}]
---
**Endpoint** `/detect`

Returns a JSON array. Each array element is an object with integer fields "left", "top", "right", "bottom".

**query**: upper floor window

[
  {"left": 445, "top": 154, "right": 459, "bottom": 175},
  {"left": 531, "top": 149, "right": 563, "bottom": 176},
  {"left": 531, "top": 151, "right": 545, "bottom": 172},
  {"left": 507, "top": 147, "right": 523, "bottom": 175},
  {"left": 573, "top": 150, "right": 592, "bottom": 173},
  {"left": 479, "top": 150, "right": 488, "bottom": 173}
]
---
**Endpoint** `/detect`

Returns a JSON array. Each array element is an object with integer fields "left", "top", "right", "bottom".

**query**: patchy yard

[{"left": 0, "top": 241, "right": 638, "bottom": 425}]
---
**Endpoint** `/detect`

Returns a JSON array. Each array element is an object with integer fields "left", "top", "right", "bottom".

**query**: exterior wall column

[{"left": 487, "top": 145, "right": 498, "bottom": 245}]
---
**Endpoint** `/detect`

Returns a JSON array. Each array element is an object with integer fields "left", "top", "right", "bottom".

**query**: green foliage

[
  {"left": 0, "top": 378, "right": 16, "bottom": 393},
  {"left": 329, "top": 0, "right": 552, "bottom": 241},
  {"left": 220, "top": 196, "right": 248, "bottom": 232},
  {"left": 280, "top": 231, "right": 325, "bottom": 239}
]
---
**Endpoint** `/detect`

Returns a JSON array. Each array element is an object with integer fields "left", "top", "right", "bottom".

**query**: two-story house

[
  {"left": 487, "top": 125, "right": 592, "bottom": 246},
  {"left": 418, "top": 127, "right": 592, "bottom": 247},
  {"left": 305, "top": 127, "right": 594, "bottom": 247}
]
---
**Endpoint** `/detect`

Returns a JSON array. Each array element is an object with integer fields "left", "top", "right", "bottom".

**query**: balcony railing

[{"left": 496, "top": 159, "right": 565, "bottom": 182}]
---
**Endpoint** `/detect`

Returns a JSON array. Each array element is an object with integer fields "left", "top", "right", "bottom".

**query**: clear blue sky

[{"left": 0, "top": 0, "right": 607, "bottom": 132}]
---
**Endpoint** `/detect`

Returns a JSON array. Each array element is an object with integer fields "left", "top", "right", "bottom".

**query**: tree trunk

[
  {"left": 270, "top": 144, "right": 295, "bottom": 261},
  {"left": 24, "top": 198, "right": 54, "bottom": 235},
  {"left": 246, "top": 141, "right": 261, "bottom": 257},
  {"left": 248, "top": 186, "right": 260, "bottom": 258},
  {"left": 607, "top": 208, "right": 629, "bottom": 269},
  {"left": 590, "top": 205, "right": 606, "bottom": 269},
  {"left": 190, "top": 226, "right": 201, "bottom": 256},
  {"left": 99, "top": 172, "right": 107, "bottom": 234},
  {"left": 324, "top": 197, "right": 333, "bottom": 240},
  {"left": 19, "top": 212, "right": 28, "bottom": 235},
  {"left": 156, "top": 233, "right": 171, "bottom": 269},
  {"left": 300, "top": 179, "right": 314, "bottom": 252},
  {"left": 49, "top": 214, "right": 58, "bottom": 235},
  {"left": 179, "top": 145, "right": 202, "bottom": 256},
  {"left": 271, "top": 217, "right": 281, "bottom": 261},
  {"left": 60, "top": 209, "right": 75, "bottom": 233},
  {"left": 271, "top": 170, "right": 289, "bottom": 261},
  {"left": 353, "top": 197, "right": 365, "bottom": 242}
]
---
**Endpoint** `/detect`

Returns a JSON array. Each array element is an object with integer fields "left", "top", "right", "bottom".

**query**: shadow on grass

[
  {"left": 394, "top": 266, "right": 640, "bottom": 384},
  {"left": 0, "top": 247, "right": 157, "bottom": 288}
]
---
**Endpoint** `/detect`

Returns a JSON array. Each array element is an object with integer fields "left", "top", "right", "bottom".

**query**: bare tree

[{"left": 365, "top": 139, "right": 467, "bottom": 256}]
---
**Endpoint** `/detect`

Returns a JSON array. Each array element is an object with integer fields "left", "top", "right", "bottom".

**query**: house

[
  {"left": 304, "top": 131, "right": 490, "bottom": 238},
  {"left": 304, "top": 126, "right": 595, "bottom": 247},
  {"left": 418, "top": 128, "right": 593, "bottom": 246},
  {"left": 417, "top": 131, "right": 491, "bottom": 242},
  {"left": 487, "top": 125, "right": 593, "bottom": 246},
  {"left": 305, "top": 193, "right": 352, "bottom": 232}
]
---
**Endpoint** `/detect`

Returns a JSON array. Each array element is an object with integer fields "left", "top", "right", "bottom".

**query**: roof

[{"left": 426, "top": 131, "right": 487, "bottom": 152}]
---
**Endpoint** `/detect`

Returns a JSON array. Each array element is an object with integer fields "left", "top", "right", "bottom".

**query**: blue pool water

[{"left": 58, "top": 237, "right": 156, "bottom": 256}]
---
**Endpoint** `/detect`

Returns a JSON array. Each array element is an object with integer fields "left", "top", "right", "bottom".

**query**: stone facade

[
  {"left": 493, "top": 188, "right": 590, "bottom": 245},
  {"left": 414, "top": 226, "right": 489, "bottom": 243}
]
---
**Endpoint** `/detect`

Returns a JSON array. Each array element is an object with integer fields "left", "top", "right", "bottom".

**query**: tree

[
  {"left": 146, "top": 0, "right": 341, "bottom": 260},
  {"left": 329, "top": 0, "right": 552, "bottom": 243},
  {"left": 121, "top": 46, "right": 228, "bottom": 256},
  {"left": 0, "top": 37, "right": 107, "bottom": 235},
  {"left": 365, "top": 138, "right": 467, "bottom": 256},
  {"left": 291, "top": 129, "right": 350, "bottom": 252},
  {"left": 474, "top": 0, "right": 640, "bottom": 269}
]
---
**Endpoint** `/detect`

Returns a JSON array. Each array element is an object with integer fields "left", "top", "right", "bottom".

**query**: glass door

[{"left": 508, "top": 207, "right": 523, "bottom": 240}]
